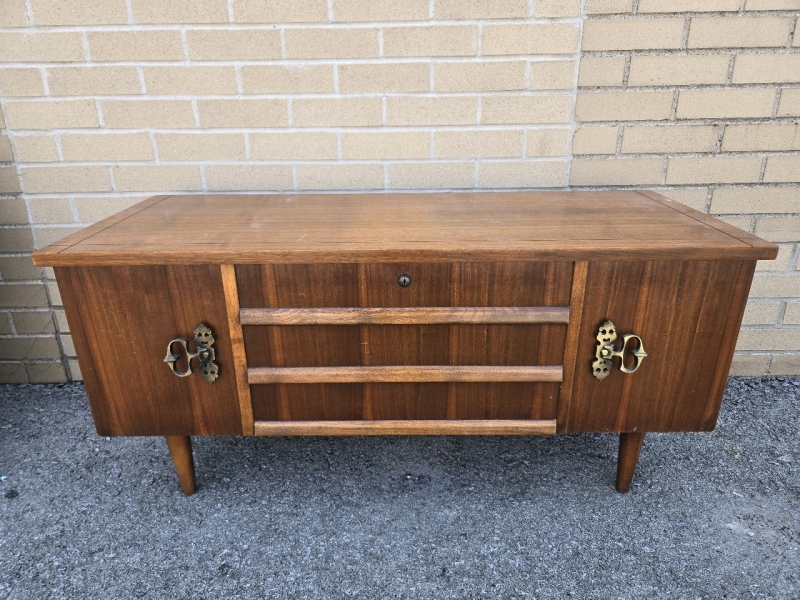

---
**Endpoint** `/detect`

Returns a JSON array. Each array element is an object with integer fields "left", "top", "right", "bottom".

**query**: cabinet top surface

[{"left": 33, "top": 190, "right": 777, "bottom": 266}]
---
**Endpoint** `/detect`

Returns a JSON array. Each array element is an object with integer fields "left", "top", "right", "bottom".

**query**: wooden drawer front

[{"left": 235, "top": 262, "right": 573, "bottom": 308}]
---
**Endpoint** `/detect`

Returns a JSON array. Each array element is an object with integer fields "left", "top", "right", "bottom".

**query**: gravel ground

[{"left": 0, "top": 378, "right": 798, "bottom": 599}]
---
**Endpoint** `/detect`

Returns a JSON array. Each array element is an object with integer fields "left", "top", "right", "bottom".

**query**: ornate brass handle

[
  {"left": 164, "top": 323, "right": 219, "bottom": 383},
  {"left": 592, "top": 320, "right": 647, "bottom": 381}
]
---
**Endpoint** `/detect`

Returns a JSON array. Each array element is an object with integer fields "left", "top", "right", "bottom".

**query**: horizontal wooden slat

[
  {"left": 254, "top": 419, "right": 557, "bottom": 436},
  {"left": 248, "top": 365, "right": 562, "bottom": 384},
  {"left": 240, "top": 306, "right": 570, "bottom": 325}
]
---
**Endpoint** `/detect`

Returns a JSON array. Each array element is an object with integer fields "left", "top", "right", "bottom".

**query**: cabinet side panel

[
  {"left": 56, "top": 267, "right": 116, "bottom": 435},
  {"left": 55, "top": 265, "right": 243, "bottom": 436},
  {"left": 565, "top": 260, "right": 755, "bottom": 433}
]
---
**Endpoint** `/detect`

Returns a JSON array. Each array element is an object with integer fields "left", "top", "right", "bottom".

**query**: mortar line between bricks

[
  {"left": 4, "top": 51, "right": 800, "bottom": 72},
  {"left": 4, "top": 88, "right": 589, "bottom": 98},
  {"left": 8, "top": 120, "right": 800, "bottom": 136},
  {"left": 584, "top": 10, "right": 800, "bottom": 19},
  {"left": 0, "top": 12, "right": 789, "bottom": 33},
  {"left": 6, "top": 182, "right": 800, "bottom": 200},
  {"left": 7, "top": 84, "right": 800, "bottom": 103},
  {"left": 120, "top": 0, "right": 135, "bottom": 25},
  {"left": 786, "top": 15, "right": 797, "bottom": 49},
  {"left": 18, "top": 153, "right": 800, "bottom": 170},
  {"left": 0, "top": 18, "right": 590, "bottom": 34}
]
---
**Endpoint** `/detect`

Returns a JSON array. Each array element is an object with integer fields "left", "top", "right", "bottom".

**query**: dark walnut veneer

[{"left": 33, "top": 191, "right": 777, "bottom": 495}]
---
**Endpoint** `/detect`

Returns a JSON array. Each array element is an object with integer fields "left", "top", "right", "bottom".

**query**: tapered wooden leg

[
  {"left": 165, "top": 436, "right": 196, "bottom": 495},
  {"left": 615, "top": 432, "right": 645, "bottom": 493}
]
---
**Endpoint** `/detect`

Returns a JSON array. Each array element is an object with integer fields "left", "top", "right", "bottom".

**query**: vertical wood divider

[
  {"left": 557, "top": 261, "right": 588, "bottom": 433},
  {"left": 220, "top": 264, "right": 255, "bottom": 435},
  {"left": 263, "top": 265, "right": 290, "bottom": 419},
  {"left": 358, "top": 264, "right": 373, "bottom": 419},
  {"left": 446, "top": 262, "right": 462, "bottom": 419},
  {"left": 531, "top": 261, "right": 561, "bottom": 418}
]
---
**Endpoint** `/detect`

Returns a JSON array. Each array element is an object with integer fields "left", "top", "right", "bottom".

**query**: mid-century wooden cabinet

[{"left": 32, "top": 191, "right": 777, "bottom": 495}]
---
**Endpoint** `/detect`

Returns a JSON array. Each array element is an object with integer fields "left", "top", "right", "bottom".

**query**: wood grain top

[{"left": 32, "top": 191, "right": 777, "bottom": 266}]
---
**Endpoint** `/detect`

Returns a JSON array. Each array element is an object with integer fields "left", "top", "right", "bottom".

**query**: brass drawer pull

[
  {"left": 164, "top": 323, "right": 219, "bottom": 383},
  {"left": 592, "top": 320, "right": 647, "bottom": 381}
]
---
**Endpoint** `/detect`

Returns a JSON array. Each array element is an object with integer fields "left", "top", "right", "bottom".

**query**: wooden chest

[{"left": 32, "top": 191, "right": 777, "bottom": 494}]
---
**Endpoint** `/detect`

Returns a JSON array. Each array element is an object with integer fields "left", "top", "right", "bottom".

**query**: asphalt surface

[{"left": 0, "top": 378, "right": 798, "bottom": 599}]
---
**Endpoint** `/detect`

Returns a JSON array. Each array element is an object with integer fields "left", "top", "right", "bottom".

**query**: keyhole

[{"left": 398, "top": 274, "right": 411, "bottom": 287}]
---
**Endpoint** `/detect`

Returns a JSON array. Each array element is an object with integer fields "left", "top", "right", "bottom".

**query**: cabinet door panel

[
  {"left": 563, "top": 260, "right": 755, "bottom": 433},
  {"left": 57, "top": 265, "right": 242, "bottom": 436}
]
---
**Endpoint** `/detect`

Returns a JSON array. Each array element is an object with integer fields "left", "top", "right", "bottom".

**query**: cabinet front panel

[
  {"left": 240, "top": 261, "right": 569, "bottom": 423},
  {"left": 56, "top": 265, "right": 243, "bottom": 436},
  {"left": 251, "top": 382, "right": 559, "bottom": 421},
  {"left": 562, "top": 260, "right": 755, "bottom": 433}
]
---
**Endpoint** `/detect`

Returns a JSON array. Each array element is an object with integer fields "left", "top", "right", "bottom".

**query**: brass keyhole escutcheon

[
  {"left": 398, "top": 274, "right": 412, "bottom": 287},
  {"left": 164, "top": 323, "right": 219, "bottom": 384},
  {"left": 592, "top": 319, "right": 647, "bottom": 381}
]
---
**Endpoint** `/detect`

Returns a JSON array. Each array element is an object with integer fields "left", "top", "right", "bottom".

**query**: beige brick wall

[{"left": 0, "top": 0, "right": 797, "bottom": 382}]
